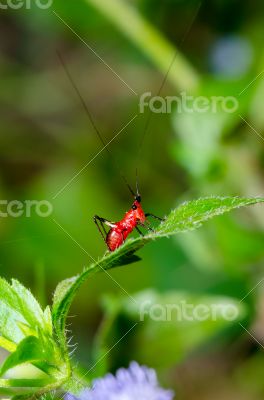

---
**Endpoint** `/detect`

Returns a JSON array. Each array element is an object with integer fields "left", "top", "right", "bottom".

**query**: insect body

[{"left": 94, "top": 194, "right": 162, "bottom": 252}]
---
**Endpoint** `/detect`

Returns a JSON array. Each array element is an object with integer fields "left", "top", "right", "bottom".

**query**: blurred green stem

[
  {"left": 84, "top": 0, "right": 200, "bottom": 92},
  {"left": 0, "top": 378, "right": 55, "bottom": 388}
]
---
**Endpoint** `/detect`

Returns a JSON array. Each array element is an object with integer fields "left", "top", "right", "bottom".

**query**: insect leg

[
  {"left": 136, "top": 226, "right": 144, "bottom": 236},
  {"left": 139, "top": 222, "right": 154, "bottom": 232},
  {"left": 94, "top": 215, "right": 115, "bottom": 228},
  {"left": 145, "top": 213, "right": 165, "bottom": 222},
  {"left": 93, "top": 215, "right": 116, "bottom": 242}
]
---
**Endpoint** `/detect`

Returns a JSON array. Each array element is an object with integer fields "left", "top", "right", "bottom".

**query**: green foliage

[
  {"left": 0, "top": 278, "right": 51, "bottom": 346},
  {"left": 92, "top": 289, "right": 247, "bottom": 375},
  {"left": 155, "top": 197, "right": 264, "bottom": 235},
  {"left": 52, "top": 196, "right": 264, "bottom": 342},
  {"left": 84, "top": 0, "right": 199, "bottom": 91},
  {"left": 0, "top": 336, "right": 51, "bottom": 376},
  {"left": 0, "top": 196, "right": 263, "bottom": 397},
  {"left": 0, "top": 278, "right": 70, "bottom": 396},
  {"left": 1, "top": 0, "right": 264, "bottom": 397}
]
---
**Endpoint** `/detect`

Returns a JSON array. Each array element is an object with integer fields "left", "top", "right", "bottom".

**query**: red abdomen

[{"left": 106, "top": 229, "right": 125, "bottom": 252}]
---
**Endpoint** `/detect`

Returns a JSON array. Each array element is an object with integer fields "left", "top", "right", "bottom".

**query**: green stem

[
  {"left": 0, "top": 376, "right": 71, "bottom": 400},
  {"left": 84, "top": 0, "right": 200, "bottom": 91},
  {"left": 0, "top": 378, "right": 55, "bottom": 388}
]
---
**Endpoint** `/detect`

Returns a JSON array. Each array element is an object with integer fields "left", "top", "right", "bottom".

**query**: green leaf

[
  {"left": 15, "top": 322, "right": 37, "bottom": 338},
  {"left": 0, "top": 336, "right": 49, "bottom": 377},
  {"left": 155, "top": 197, "right": 264, "bottom": 236},
  {"left": 52, "top": 196, "right": 264, "bottom": 339},
  {"left": 11, "top": 280, "right": 46, "bottom": 332},
  {"left": 0, "top": 278, "right": 68, "bottom": 391},
  {"left": 0, "top": 279, "right": 27, "bottom": 344},
  {"left": 43, "top": 307, "right": 53, "bottom": 336},
  {"left": 0, "top": 337, "right": 16, "bottom": 353},
  {"left": 0, "top": 278, "right": 53, "bottom": 346},
  {"left": 0, "top": 302, "right": 26, "bottom": 345}
]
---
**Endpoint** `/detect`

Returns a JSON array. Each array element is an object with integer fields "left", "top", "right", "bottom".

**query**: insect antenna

[
  {"left": 135, "top": 167, "right": 141, "bottom": 201},
  {"left": 136, "top": 2, "right": 201, "bottom": 170},
  {"left": 56, "top": 50, "right": 136, "bottom": 198}
]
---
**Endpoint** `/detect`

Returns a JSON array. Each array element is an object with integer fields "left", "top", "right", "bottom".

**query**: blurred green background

[{"left": 1, "top": 0, "right": 264, "bottom": 398}]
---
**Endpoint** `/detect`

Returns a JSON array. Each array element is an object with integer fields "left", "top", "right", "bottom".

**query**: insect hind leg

[
  {"left": 136, "top": 226, "right": 144, "bottom": 236},
  {"left": 93, "top": 215, "right": 116, "bottom": 242},
  {"left": 139, "top": 222, "right": 154, "bottom": 232}
]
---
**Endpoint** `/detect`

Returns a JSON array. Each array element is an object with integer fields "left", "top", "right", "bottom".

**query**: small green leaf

[
  {"left": 16, "top": 322, "right": 37, "bottom": 338},
  {"left": 0, "top": 278, "right": 67, "bottom": 391},
  {"left": 43, "top": 307, "right": 53, "bottom": 336},
  {"left": 0, "top": 302, "right": 26, "bottom": 344},
  {"left": 156, "top": 197, "right": 264, "bottom": 236},
  {"left": 0, "top": 278, "right": 53, "bottom": 348},
  {"left": 11, "top": 280, "right": 45, "bottom": 332},
  {"left": 0, "top": 279, "right": 27, "bottom": 343},
  {"left": 0, "top": 337, "right": 16, "bottom": 353},
  {"left": 52, "top": 196, "right": 264, "bottom": 341},
  {"left": 0, "top": 336, "right": 49, "bottom": 376}
]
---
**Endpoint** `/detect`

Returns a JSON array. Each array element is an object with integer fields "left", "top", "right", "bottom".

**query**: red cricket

[{"left": 94, "top": 189, "right": 162, "bottom": 252}]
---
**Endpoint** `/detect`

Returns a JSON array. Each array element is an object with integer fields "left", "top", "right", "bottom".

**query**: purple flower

[{"left": 66, "top": 362, "right": 174, "bottom": 400}]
